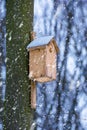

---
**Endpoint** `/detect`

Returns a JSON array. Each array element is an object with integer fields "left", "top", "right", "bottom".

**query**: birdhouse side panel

[
  {"left": 29, "top": 48, "right": 46, "bottom": 79},
  {"left": 46, "top": 42, "right": 56, "bottom": 80}
]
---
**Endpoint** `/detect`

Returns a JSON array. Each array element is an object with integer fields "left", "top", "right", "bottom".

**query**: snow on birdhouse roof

[
  {"left": 27, "top": 36, "right": 53, "bottom": 49},
  {"left": 27, "top": 35, "right": 59, "bottom": 53}
]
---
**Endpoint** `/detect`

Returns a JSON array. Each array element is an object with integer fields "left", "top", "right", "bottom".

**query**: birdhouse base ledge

[{"left": 32, "top": 76, "right": 55, "bottom": 83}]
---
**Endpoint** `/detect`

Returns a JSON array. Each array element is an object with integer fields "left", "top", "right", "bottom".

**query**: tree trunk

[{"left": 4, "top": 0, "right": 34, "bottom": 129}]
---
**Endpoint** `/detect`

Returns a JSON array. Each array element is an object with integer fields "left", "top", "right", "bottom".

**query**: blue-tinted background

[
  {"left": 0, "top": 0, "right": 6, "bottom": 129},
  {"left": 34, "top": 0, "right": 87, "bottom": 130}
]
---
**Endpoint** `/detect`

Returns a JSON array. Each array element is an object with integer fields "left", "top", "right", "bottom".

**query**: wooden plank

[
  {"left": 31, "top": 81, "right": 36, "bottom": 109},
  {"left": 29, "top": 48, "right": 45, "bottom": 78},
  {"left": 46, "top": 42, "right": 56, "bottom": 80},
  {"left": 34, "top": 77, "right": 53, "bottom": 82},
  {"left": 51, "top": 39, "right": 59, "bottom": 53},
  {"left": 30, "top": 32, "right": 37, "bottom": 109}
]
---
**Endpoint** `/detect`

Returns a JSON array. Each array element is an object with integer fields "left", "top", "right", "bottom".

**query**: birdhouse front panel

[
  {"left": 29, "top": 47, "right": 46, "bottom": 79},
  {"left": 45, "top": 42, "right": 56, "bottom": 80}
]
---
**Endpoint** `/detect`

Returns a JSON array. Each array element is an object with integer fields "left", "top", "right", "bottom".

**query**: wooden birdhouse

[{"left": 27, "top": 35, "right": 59, "bottom": 83}]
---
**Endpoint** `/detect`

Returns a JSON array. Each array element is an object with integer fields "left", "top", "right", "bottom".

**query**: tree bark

[{"left": 4, "top": 0, "right": 34, "bottom": 129}]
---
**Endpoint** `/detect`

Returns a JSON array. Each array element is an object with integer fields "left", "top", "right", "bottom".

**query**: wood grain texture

[{"left": 31, "top": 81, "right": 36, "bottom": 109}]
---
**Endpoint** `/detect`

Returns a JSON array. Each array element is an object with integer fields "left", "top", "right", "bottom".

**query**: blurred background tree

[{"left": 34, "top": 0, "right": 87, "bottom": 130}]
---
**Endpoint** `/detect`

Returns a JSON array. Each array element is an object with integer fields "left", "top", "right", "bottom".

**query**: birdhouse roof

[{"left": 27, "top": 35, "right": 59, "bottom": 53}]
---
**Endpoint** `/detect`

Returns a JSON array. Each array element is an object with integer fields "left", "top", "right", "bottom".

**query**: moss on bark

[{"left": 4, "top": 0, "right": 34, "bottom": 129}]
